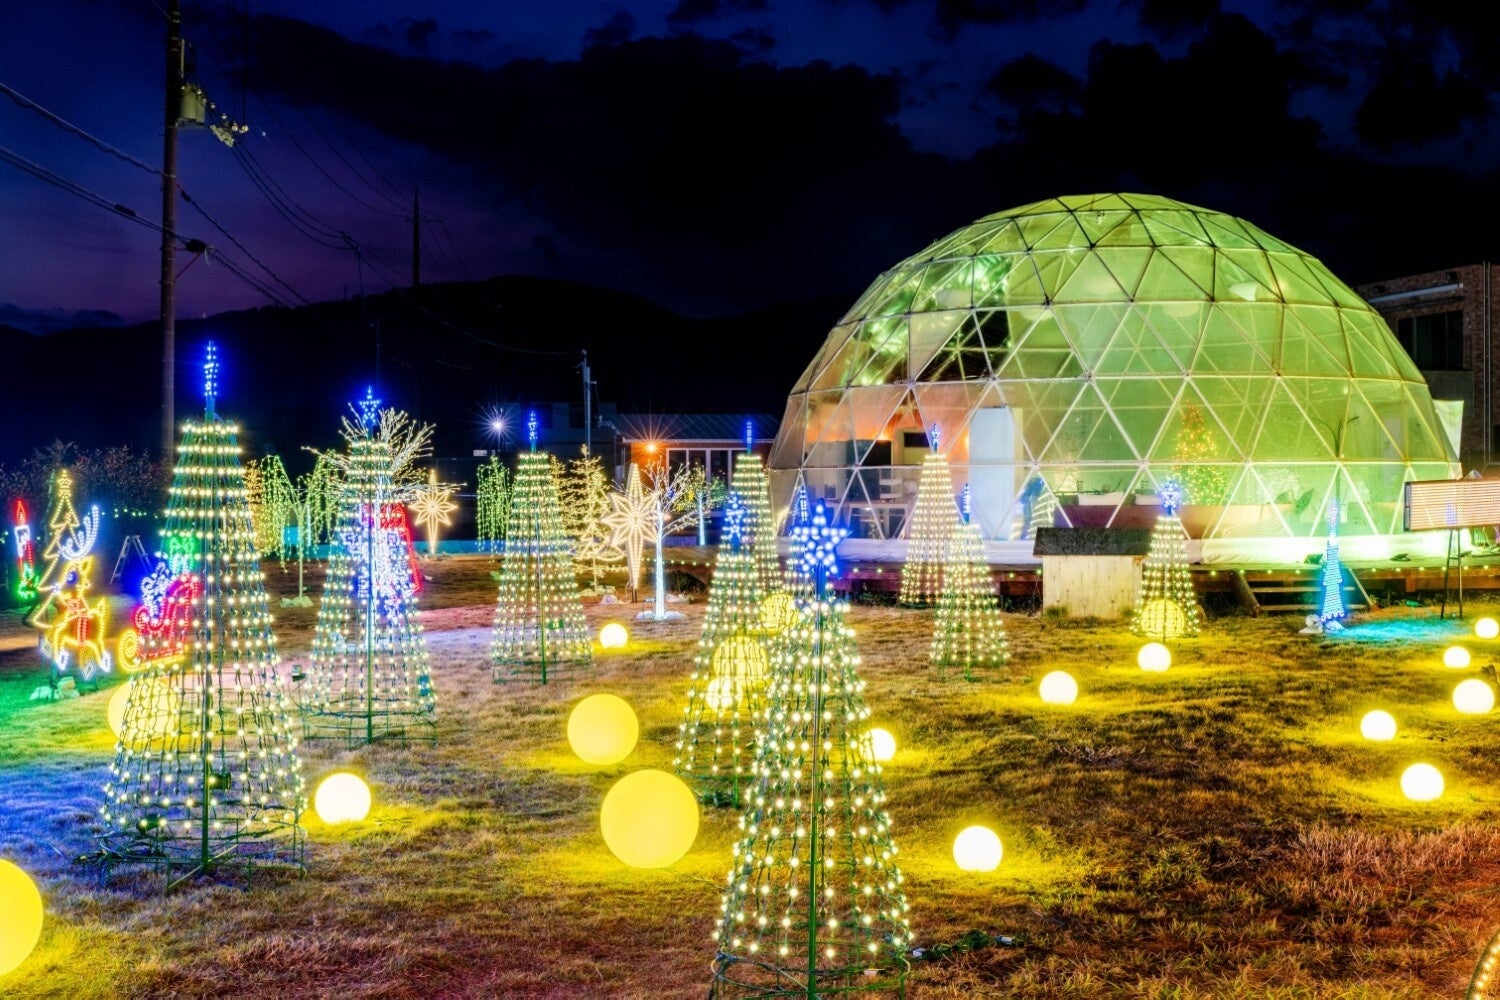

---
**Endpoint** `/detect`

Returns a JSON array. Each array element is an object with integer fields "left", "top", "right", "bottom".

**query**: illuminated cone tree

[
  {"left": 99, "top": 343, "right": 305, "bottom": 885},
  {"left": 1130, "top": 481, "right": 1200, "bottom": 640},
  {"left": 930, "top": 487, "right": 1008, "bottom": 680},
  {"left": 37, "top": 467, "right": 81, "bottom": 593},
  {"left": 729, "top": 425, "right": 782, "bottom": 597},
  {"left": 711, "top": 502, "right": 912, "bottom": 998},
  {"left": 674, "top": 497, "right": 770, "bottom": 807},
  {"left": 899, "top": 426, "right": 959, "bottom": 607},
  {"left": 1319, "top": 498, "right": 1348, "bottom": 631},
  {"left": 491, "top": 412, "right": 591, "bottom": 683},
  {"left": 304, "top": 392, "right": 437, "bottom": 745}
]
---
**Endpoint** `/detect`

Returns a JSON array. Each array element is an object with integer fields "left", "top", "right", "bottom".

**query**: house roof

[{"left": 613, "top": 412, "right": 779, "bottom": 443}]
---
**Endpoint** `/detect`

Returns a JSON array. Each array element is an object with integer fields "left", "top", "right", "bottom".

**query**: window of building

[{"left": 1396, "top": 310, "right": 1465, "bottom": 370}]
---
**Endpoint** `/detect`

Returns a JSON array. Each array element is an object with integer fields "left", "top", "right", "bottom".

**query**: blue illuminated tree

[{"left": 1319, "top": 498, "right": 1347, "bottom": 631}]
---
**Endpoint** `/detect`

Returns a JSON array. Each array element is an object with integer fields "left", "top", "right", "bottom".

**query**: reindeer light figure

[{"left": 28, "top": 505, "right": 113, "bottom": 680}]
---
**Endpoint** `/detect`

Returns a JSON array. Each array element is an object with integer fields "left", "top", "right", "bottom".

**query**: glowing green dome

[{"left": 770, "top": 193, "right": 1456, "bottom": 545}]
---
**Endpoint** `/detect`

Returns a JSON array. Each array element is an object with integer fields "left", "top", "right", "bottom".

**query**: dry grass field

[{"left": 4, "top": 555, "right": 1500, "bottom": 998}]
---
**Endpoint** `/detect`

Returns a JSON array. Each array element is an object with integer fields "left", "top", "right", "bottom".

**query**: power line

[
  {"left": 301, "top": 106, "right": 408, "bottom": 211},
  {"left": 252, "top": 93, "right": 405, "bottom": 218},
  {"left": 0, "top": 79, "right": 159, "bottom": 175},
  {"left": 180, "top": 188, "right": 310, "bottom": 304}
]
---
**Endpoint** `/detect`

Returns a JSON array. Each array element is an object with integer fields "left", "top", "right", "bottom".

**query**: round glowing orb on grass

[
  {"left": 567, "top": 694, "right": 639, "bottom": 765},
  {"left": 952, "top": 825, "right": 1003, "bottom": 872},
  {"left": 106, "top": 678, "right": 180, "bottom": 740},
  {"left": 598, "top": 622, "right": 628, "bottom": 649},
  {"left": 314, "top": 772, "right": 372, "bottom": 824},
  {"left": 1401, "top": 763, "right": 1445, "bottom": 802},
  {"left": 1137, "top": 642, "right": 1171, "bottom": 672},
  {"left": 865, "top": 727, "right": 897, "bottom": 763},
  {"left": 1360, "top": 710, "right": 1397, "bottom": 741},
  {"left": 1038, "top": 671, "right": 1078, "bottom": 705},
  {"left": 1444, "top": 645, "right": 1472, "bottom": 669},
  {"left": 1454, "top": 679, "right": 1496, "bottom": 715},
  {"left": 0, "top": 859, "right": 43, "bottom": 977},
  {"left": 1477, "top": 618, "right": 1500, "bottom": 640},
  {"left": 599, "top": 769, "right": 699, "bottom": 868}
]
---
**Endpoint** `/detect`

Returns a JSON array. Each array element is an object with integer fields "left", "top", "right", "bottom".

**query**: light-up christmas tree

[
  {"left": 780, "top": 484, "right": 815, "bottom": 603},
  {"left": 674, "top": 497, "right": 771, "bottom": 807},
  {"left": 711, "top": 501, "right": 912, "bottom": 997},
  {"left": 1130, "top": 481, "right": 1200, "bottom": 640},
  {"left": 729, "top": 422, "right": 782, "bottom": 597},
  {"left": 1319, "top": 497, "right": 1347, "bottom": 632},
  {"left": 899, "top": 425, "right": 959, "bottom": 607},
  {"left": 559, "top": 451, "right": 623, "bottom": 590},
  {"left": 303, "top": 390, "right": 437, "bottom": 746},
  {"left": 99, "top": 342, "right": 305, "bottom": 886},
  {"left": 931, "top": 485, "right": 1008, "bottom": 681},
  {"left": 36, "top": 467, "right": 81, "bottom": 593},
  {"left": 475, "top": 455, "right": 511, "bottom": 557},
  {"left": 491, "top": 412, "right": 592, "bottom": 684}
]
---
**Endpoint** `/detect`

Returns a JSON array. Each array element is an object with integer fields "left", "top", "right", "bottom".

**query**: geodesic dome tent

[{"left": 768, "top": 194, "right": 1458, "bottom": 560}]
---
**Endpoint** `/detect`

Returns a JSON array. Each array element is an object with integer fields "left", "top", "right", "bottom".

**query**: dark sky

[{"left": 1, "top": 0, "right": 1496, "bottom": 334}]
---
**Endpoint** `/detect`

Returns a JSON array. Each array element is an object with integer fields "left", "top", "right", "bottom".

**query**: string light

[
  {"left": 35, "top": 467, "right": 81, "bottom": 594},
  {"left": 100, "top": 345, "right": 305, "bottom": 882},
  {"left": 930, "top": 511, "right": 1008, "bottom": 681},
  {"left": 408, "top": 468, "right": 458, "bottom": 557},
  {"left": 492, "top": 446, "right": 592, "bottom": 684},
  {"left": 1130, "top": 480, "right": 1200, "bottom": 640},
  {"left": 728, "top": 453, "right": 782, "bottom": 598},
  {"left": 555, "top": 452, "right": 624, "bottom": 590},
  {"left": 899, "top": 437, "right": 959, "bottom": 608},
  {"left": 1318, "top": 498, "right": 1348, "bottom": 631},
  {"left": 475, "top": 456, "right": 511, "bottom": 556},
  {"left": 28, "top": 503, "right": 113, "bottom": 679},
  {"left": 202, "top": 340, "right": 219, "bottom": 417}
]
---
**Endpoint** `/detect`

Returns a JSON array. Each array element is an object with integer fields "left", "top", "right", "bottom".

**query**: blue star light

[
  {"left": 961, "top": 482, "right": 972, "bottom": 524},
  {"left": 1158, "top": 480, "right": 1184, "bottom": 516},
  {"left": 722, "top": 494, "right": 746, "bottom": 550},
  {"left": 357, "top": 385, "right": 381, "bottom": 430},
  {"left": 793, "top": 502, "right": 849, "bottom": 595},
  {"left": 527, "top": 410, "right": 539, "bottom": 450}
]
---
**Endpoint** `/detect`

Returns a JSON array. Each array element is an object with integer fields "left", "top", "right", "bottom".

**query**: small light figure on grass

[
  {"left": 1444, "top": 645, "right": 1472, "bottom": 668},
  {"left": 600, "top": 769, "right": 699, "bottom": 868},
  {"left": 314, "top": 772, "right": 372, "bottom": 824},
  {"left": 1477, "top": 617, "right": 1500, "bottom": 640},
  {"left": 598, "top": 623, "right": 628, "bottom": 649},
  {"left": 952, "top": 825, "right": 1003, "bottom": 872},
  {"left": 1454, "top": 679, "right": 1495, "bottom": 715},
  {"left": 1359, "top": 710, "right": 1397, "bottom": 741},
  {"left": 1401, "top": 763, "right": 1444, "bottom": 802},
  {"left": 1138, "top": 642, "right": 1171, "bottom": 672},
  {"left": 0, "top": 858, "right": 44, "bottom": 976},
  {"left": 568, "top": 694, "right": 639, "bottom": 765},
  {"left": 1316, "top": 497, "right": 1348, "bottom": 633},
  {"left": 865, "top": 726, "right": 897, "bottom": 763},
  {"left": 1039, "top": 670, "right": 1078, "bottom": 705}
]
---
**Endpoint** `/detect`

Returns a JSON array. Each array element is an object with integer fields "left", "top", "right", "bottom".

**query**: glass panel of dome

[
  {"left": 1093, "top": 318, "right": 1180, "bottom": 375},
  {"left": 1341, "top": 318, "right": 1401, "bottom": 380},
  {"left": 1158, "top": 246, "right": 1218, "bottom": 295},
  {"left": 1094, "top": 213, "right": 1152, "bottom": 249},
  {"left": 1198, "top": 213, "right": 1262, "bottom": 250},
  {"left": 769, "top": 397, "right": 806, "bottom": 469},
  {"left": 1265, "top": 252, "right": 1336, "bottom": 306},
  {"left": 871, "top": 268, "right": 922, "bottom": 316},
  {"left": 919, "top": 318, "right": 991, "bottom": 382},
  {"left": 1075, "top": 209, "right": 1133, "bottom": 245},
  {"left": 1049, "top": 386, "right": 1137, "bottom": 463},
  {"left": 912, "top": 258, "right": 974, "bottom": 313},
  {"left": 914, "top": 382, "right": 990, "bottom": 463},
  {"left": 1053, "top": 302, "right": 1128, "bottom": 366},
  {"left": 793, "top": 323, "right": 854, "bottom": 392},
  {"left": 1138, "top": 250, "right": 1211, "bottom": 301},
  {"left": 1132, "top": 301, "right": 1207, "bottom": 370},
  {"left": 849, "top": 316, "right": 910, "bottom": 385},
  {"left": 1002, "top": 380, "right": 1085, "bottom": 461},
  {"left": 1277, "top": 307, "right": 1349, "bottom": 376},
  {"left": 1096, "top": 375, "right": 1177, "bottom": 454},
  {"left": 1211, "top": 302, "right": 1279, "bottom": 369},
  {"left": 1347, "top": 311, "right": 1421, "bottom": 380},
  {"left": 971, "top": 220, "right": 1018, "bottom": 254},
  {"left": 806, "top": 327, "right": 865, "bottom": 392},
  {"left": 1342, "top": 384, "right": 1404, "bottom": 457},
  {"left": 1141, "top": 211, "right": 1208, "bottom": 247},
  {"left": 1287, "top": 379, "right": 1359, "bottom": 451},
  {"left": 1031, "top": 248, "right": 1091, "bottom": 299},
  {"left": 1398, "top": 386, "right": 1455, "bottom": 462},
  {"left": 1093, "top": 245, "right": 1153, "bottom": 299},
  {"left": 970, "top": 254, "right": 1016, "bottom": 308},
  {"left": 1213, "top": 466, "right": 1293, "bottom": 537},
  {"left": 909, "top": 309, "right": 969, "bottom": 378},
  {"left": 1191, "top": 375, "right": 1276, "bottom": 446},
  {"left": 1018, "top": 211, "right": 1081, "bottom": 251},
  {"left": 804, "top": 390, "right": 854, "bottom": 465},
  {"left": 1250, "top": 382, "right": 1333, "bottom": 461},
  {"left": 995, "top": 255, "right": 1046, "bottom": 305},
  {"left": 849, "top": 385, "right": 910, "bottom": 464},
  {"left": 1054, "top": 255, "right": 1129, "bottom": 305},
  {"left": 1216, "top": 248, "right": 1281, "bottom": 303}
]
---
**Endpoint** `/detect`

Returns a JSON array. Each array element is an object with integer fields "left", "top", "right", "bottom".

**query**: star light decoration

[
  {"left": 357, "top": 386, "right": 381, "bottom": 429},
  {"left": 603, "top": 463, "right": 657, "bottom": 601},
  {"left": 793, "top": 501, "right": 849, "bottom": 596},
  {"left": 408, "top": 468, "right": 458, "bottom": 557},
  {"left": 722, "top": 495, "right": 747, "bottom": 550}
]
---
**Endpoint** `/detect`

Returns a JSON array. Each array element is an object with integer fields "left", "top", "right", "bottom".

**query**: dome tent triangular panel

[{"left": 768, "top": 194, "right": 1458, "bottom": 561}]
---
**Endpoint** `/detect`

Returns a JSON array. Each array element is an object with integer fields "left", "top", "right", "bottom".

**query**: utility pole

[
  {"left": 581, "top": 350, "right": 592, "bottom": 456},
  {"left": 160, "top": 0, "right": 182, "bottom": 453},
  {"left": 411, "top": 185, "right": 420, "bottom": 288}
]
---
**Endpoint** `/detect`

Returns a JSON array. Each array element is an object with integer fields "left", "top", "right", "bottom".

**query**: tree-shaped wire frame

[
  {"left": 302, "top": 406, "right": 436, "bottom": 746},
  {"left": 99, "top": 410, "right": 305, "bottom": 887},
  {"left": 1130, "top": 481, "right": 1201, "bottom": 640},
  {"left": 729, "top": 453, "right": 783, "bottom": 598},
  {"left": 491, "top": 449, "right": 592, "bottom": 683},
  {"left": 898, "top": 441, "right": 959, "bottom": 607},
  {"left": 930, "top": 518, "right": 1009, "bottom": 681},
  {"left": 711, "top": 504, "right": 912, "bottom": 998},
  {"left": 675, "top": 499, "right": 770, "bottom": 808}
]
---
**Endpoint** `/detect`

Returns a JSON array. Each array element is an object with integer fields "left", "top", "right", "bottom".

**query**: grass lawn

[{"left": 3, "top": 555, "right": 1500, "bottom": 998}]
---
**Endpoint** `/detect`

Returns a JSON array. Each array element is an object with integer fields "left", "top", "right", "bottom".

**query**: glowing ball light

[
  {"left": 1477, "top": 617, "right": 1500, "bottom": 640},
  {"left": 567, "top": 694, "right": 639, "bottom": 765},
  {"left": 1137, "top": 642, "right": 1171, "bottom": 672},
  {"left": 598, "top": 623, "right": 628, "bottom": 649},
  {"left": 1401, "top": 763, "right": 1445, "bottom": 802},
  {"left": 1454, "top": 679, "right": 1496, "bottom": 715},
  {"left": 1359, "top": 710, "right": 1397, "bottom": 741},
  {"left": 106, "top": 678, "right": 180, "bottom": 740},
  {"left": 758, "top": 592, "right": 799, "bottom": 633},
  {"left": 1038, "top": 671, "right": 1078, "bottom": 706},
  {"left": 865, "top": 727, "right": 897, "bottom": 763},
  {"left": 599, "top": 769, "right": 699, "bottom": 868},
  {"left": 314, "top": 772, "right": 372, "bottom": 824},
  {"left": 0, "top": 859, "right": 43, "bottom": 977},
  {"left": 952, "top": 825, "right": 1003, "bottom": 872},
  {"left": 1444, "top": 645, "right": 1472, "bottom": 669}
]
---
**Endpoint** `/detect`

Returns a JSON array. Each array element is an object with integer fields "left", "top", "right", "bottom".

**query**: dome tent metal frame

[{"left": 769, "top": 194, "right": 1457, "bottom": 562}]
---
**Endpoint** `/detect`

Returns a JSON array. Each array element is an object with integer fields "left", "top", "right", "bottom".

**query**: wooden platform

[{"left": 664, "top": 545, "right": 1500, "bottom": 614}]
